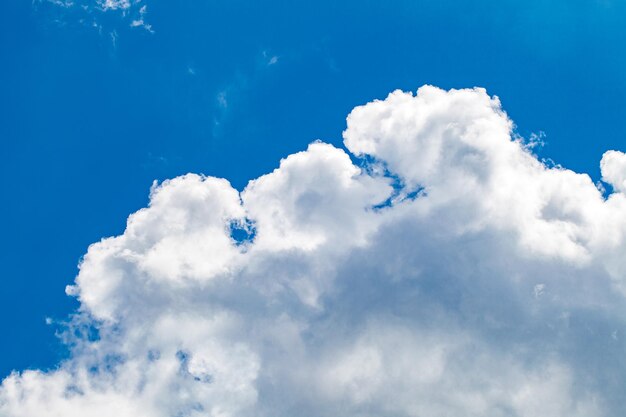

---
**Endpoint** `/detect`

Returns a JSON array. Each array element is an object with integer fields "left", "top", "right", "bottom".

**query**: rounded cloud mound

[
  {"left": 2, "top": 86, "right": 626, "bottom": 417},
  {"left": 601, "top": 150, "right": 626, "bottom": 194}
]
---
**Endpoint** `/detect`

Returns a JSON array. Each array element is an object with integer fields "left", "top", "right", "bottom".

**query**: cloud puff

[{"left": 3, "top": 86, "right": 626, "bottom": 416}]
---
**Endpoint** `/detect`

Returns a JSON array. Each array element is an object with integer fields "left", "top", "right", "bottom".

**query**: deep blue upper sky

[{"left": 1, "top": 0, "right": 625, "bottom": 377}]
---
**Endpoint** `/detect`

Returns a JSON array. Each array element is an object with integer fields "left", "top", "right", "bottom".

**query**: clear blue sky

[{"left": 1, "top": 0, "right": 625, "bottom": 377}]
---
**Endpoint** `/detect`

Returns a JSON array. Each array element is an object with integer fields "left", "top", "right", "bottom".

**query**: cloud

[
  {"left": 129, "top": 5, "right": 152, "bottom": 32},
  {"left": 212, "top": 50, "right": 282, "bottom": 138},
  {"left": 39, "top": 0, "right": 153, "bottom": 32},
  {"left": 2, "top": 85, "right": 626, "bottom": 416},
  {"left": 262, "top": 50, "right": 279, "bottom": 66},
  {"left": 601, "top": 150, "right": 626, "bottom": 194}
]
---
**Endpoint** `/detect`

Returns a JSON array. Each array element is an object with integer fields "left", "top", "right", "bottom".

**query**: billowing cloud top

[{"left": 3, "top": 86, "right": 626, "bottom": 417}]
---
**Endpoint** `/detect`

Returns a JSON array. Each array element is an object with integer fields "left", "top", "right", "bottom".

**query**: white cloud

[
  {"left": 98, "top": 0, "right": 131, "bottom": 11},
  {"left": 41, "top": 0, "right": 152, "bottom": 32},
  {"left": 130, "top": 5, "right": 153, "bottom": 32},
  {"left": 601, "top": 150, "right": 626, "bottom": 194},
  {"left": 2, "top": 85, "right": 626, "bottom": 416}
]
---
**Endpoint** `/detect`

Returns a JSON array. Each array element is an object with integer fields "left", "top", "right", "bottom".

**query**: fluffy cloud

[{"left": 2, "top": 86, "right": 626, "bottom": 416}]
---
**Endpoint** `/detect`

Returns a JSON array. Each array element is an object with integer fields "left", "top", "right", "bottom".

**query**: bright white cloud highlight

[{"left": 2, "top": 85, "right": 626, "bottom": 416}]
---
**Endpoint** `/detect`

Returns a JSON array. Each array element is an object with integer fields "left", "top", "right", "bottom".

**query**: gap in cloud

[
  {"left": 357, "top": 155, "right": 426, "bottom": 211},
  {"left": 229, "top": 218, "right": 257, "bottom": 248}
]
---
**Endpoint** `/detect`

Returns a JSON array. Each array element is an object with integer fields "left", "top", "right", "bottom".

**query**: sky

[{"left": 1, "top": 1, "right": 626, "bottom": 416}]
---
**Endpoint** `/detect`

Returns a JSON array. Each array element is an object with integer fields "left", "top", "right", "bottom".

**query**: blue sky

[{"left": 1, "top": 0, "right": 626, "bottom": 413}]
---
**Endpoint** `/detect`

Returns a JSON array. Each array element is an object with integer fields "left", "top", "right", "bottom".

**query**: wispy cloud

[
  {"left": 212, "top": 49, "right": 282, "bottom": 138},
  {"left": 38, "top": 0, "right": 154, "bottom": 33},
  {"left": 263, "top": 50, "right": 280, "bottom": 66},
  {"left": 129, "top": 5, "right": 152, "bottom": 32}
]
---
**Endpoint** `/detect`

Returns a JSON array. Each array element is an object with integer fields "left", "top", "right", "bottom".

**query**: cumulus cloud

[
  {"left": 601, "top": 150, "right": 626, "bottom": 194},
  {"left": 3, "top": 85, "right": 626, "bottom": 416}
]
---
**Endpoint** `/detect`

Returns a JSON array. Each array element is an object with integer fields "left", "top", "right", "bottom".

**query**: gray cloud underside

[{"left": 3, "top": 86, "right": 626, "bottom": 417}]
